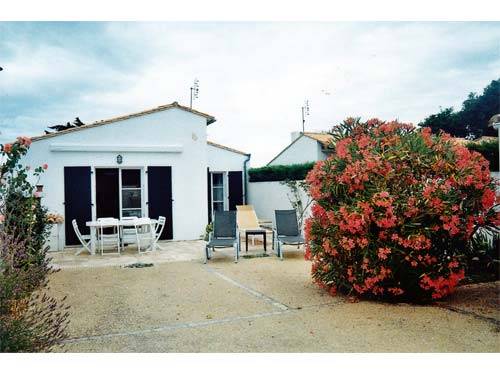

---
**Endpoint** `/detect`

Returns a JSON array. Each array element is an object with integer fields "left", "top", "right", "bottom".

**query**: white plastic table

[{"left": 86, "top": 219, "right": 158, "bottom": 255}]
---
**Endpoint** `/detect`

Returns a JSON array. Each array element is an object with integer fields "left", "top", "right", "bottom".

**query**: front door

[{"left": 95, "top": 168, "right": 120, "bottom": 219}]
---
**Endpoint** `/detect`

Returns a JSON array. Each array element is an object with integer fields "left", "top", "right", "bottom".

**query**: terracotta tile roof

[
  {"left": 303, "top": 132, "right": 334, "bottom": 148},
  {"left": 31, "top": 102, "right": 216, "bottom": 142},
  {"left": 207, "top": 140, "right": 250, "bottom": 156}
]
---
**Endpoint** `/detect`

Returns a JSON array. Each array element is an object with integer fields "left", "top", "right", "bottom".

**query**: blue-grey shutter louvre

[
  {"left": 228, "top": 171, "right": 243, "bottom": 210},
  {"left": 147, "top": 166, "right": 173, "bottom": 240},
  {"left": 207, "top": 168, "right": 212, "bottom": 223},
  {"left": 64, "top": 166, "right": 92, "bottom": 246}
]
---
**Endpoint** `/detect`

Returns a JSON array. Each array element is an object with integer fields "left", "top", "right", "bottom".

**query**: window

[
  {"left": 212, "top": 172, "right": 225, "bottom": 214},
  {"left": 121, "top": 169, "right": 142, "bottom": 218}
]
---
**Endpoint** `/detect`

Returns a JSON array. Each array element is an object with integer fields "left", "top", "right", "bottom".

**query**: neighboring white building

[
  {"left": 246, "top": 131, "right": 333, "bottom": 223},
  {"left": 207, "top": 140, "right": 251, "bottom": 223},
  {"left": 21, "top": 102, "right": 250, "bottom": 248},
  {"left": 267, "top": 131, "right": 333, "bottom": 166}
]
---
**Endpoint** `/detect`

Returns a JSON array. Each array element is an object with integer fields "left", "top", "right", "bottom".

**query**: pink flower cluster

[{"left": 305, "top": 118, "right": 499, "bottom": 301}]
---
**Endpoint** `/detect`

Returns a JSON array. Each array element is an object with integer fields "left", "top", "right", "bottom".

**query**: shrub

[
  {"left": 1, "top": 137, "right": 69, "bottom": 352},
  {"left": 466, "top": 139, "right": 498, "bottom": 172},
  {"left": 305, "top": 118, "right": 499, "bottom": 302},
  {"left": 0, "top": 233, "right": 70, "bottom": 352},
  {"left": 248, "top": 162, "right": 315, "bottom": 182}
]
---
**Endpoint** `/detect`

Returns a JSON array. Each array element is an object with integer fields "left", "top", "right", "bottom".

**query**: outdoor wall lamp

[{"left": 116, "top": 154, "right": 123, "bottom": 164}]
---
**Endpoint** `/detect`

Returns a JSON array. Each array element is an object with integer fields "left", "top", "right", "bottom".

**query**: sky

[{"left": 0, "top": 22, "right": 499, "bottom": 166}]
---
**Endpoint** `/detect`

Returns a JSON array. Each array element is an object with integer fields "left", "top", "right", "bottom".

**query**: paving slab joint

[
  {"left": 203, "top": 265, "right": 290, "bottom": 311},
  {"left": 435, "top": 304, "right": 500, "bottom": 327}
]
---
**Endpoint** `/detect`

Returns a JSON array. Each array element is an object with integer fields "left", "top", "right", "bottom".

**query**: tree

[
  {"left": 419, "top": 79, "right": 500, "bottom": 138},
  {"left": 420, "top": 107, "right": 459, "bottom": 136}
]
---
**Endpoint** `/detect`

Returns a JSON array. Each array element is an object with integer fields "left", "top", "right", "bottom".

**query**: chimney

[{"left": 291, "top": 131, "right": 302, "bottom": 142}]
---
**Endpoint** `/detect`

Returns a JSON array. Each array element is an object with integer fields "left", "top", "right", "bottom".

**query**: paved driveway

[{"left": 48, "top": 246, "right": 500, "bottom": 352}]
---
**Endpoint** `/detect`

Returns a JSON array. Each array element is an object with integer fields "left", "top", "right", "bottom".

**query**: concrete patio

[
  {"left": 49, "top": 240, "right": 208, "bottom": 269},
  {"left": 47, "top": 243, "right": 500, "bottom": 352}
]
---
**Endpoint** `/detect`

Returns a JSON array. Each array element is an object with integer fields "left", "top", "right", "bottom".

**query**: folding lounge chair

[
  {"left": 273, "top": 209, "right": 305, "bottom": 260},
  {"left": 205, "top": 211, "right": 240, "bottom": 263},
  {"left": 236, "top": 205, "right": 267, "bottom": 252}
]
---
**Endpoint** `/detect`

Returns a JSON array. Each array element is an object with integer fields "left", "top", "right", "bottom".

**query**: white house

[
  {"left": 21, "top": 102, "right": 250, "bottom": 249},
  {"left": 267, "top": 131, "right": 333, "bottom": 166},
  {"left": 246, "top": 131, "right": 333, "bottom": 223}
]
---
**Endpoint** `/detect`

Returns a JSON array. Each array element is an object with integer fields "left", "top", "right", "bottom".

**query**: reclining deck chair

[
  {"left": 273, "top": 209, "right": 305, "bottom": 260},
  {"left": 236, "top": 205, "right": 267, "bottom": 252},
  {"left": 205, "top": 211, "right": 240, "bottom": 263}
]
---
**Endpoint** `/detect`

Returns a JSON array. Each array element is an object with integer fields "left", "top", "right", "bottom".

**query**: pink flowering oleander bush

[{"left": 304, "top": 118, "right": 499, "bottom": 302}]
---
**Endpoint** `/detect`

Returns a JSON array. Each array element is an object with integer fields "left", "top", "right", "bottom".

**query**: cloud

[{"left": 0, "top": 22, "right": 499, "bottom": 165}]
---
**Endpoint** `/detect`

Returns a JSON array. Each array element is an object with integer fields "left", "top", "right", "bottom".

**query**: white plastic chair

[
  {"left": 152, "top": 216, "right": 166, "bottom": 250},
  {"left": 97, "top": 218, "right": 120, "bottom": 255},
  {"left": 120, "top": 216, "right": 139, "bottom": 249},
  {"left": 72, "top": 219, "right": 91, "bottom": 255},
  {"left": 135, "top": 218, "right": 154, "bottom": 253}
]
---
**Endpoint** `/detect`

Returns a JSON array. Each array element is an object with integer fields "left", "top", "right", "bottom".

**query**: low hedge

[
  {"left": 466, "top": 139, "right": 498, "bottom": 172},
  {"left": 248, "top": 162, "right": 315, "bottom": 182}
]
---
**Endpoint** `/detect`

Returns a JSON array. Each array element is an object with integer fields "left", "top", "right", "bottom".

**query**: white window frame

[
  {"left": 119, "top": 167, "right": 144, "bottom": 219},
  {"left": 92, "top": 166, "right": 146, "bottom": 220},
  {"left": 211, "top": 171, "right": 228, "bottom": 218}
]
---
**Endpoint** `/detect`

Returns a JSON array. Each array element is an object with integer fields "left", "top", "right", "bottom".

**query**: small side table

[{"left": 245, "top": 229, "right": 267, "bottom": 252}]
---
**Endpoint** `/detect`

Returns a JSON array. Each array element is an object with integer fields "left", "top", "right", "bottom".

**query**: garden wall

[
  {"left": 247, "top": 173, "right": 499, "bottom": 226},
  {"left": 247, "top": 180, "right": 310, "bottom": 224}
]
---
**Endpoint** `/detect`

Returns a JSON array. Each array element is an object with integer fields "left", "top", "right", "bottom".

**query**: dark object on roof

[
  {"left": 47, "top": 117, "right": 85, "bottom": 133},
  {"left": 33, "top": 102, "right": 216, "bottom": 142}
]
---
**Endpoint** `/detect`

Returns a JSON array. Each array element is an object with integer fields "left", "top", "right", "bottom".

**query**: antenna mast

[
  {"left": 301, "top": 100, "right": 310, "bottom": 133},
  {"left": 190, "top": 78, "right": 199, "bottom": 109}
]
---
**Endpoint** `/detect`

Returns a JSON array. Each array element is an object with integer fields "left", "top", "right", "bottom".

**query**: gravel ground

[{"left": 47, "top": 248, "right": 500, "bottom": 352}]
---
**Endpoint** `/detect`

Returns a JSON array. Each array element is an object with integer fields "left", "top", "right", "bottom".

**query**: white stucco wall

[
  {"left": 268, "top": 135, "right": 322, "bottom": 166},
  {"left": 247, "top": 180, "right": 311, "bottom": 226},
  {"left": 22, "top": 107, "right": 209, "bottom": 244},
  {"left": 207, "top": 144, "right": 248, "bottom": 172}
]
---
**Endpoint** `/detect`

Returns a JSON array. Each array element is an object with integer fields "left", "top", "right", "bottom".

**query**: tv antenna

[
  {"left": 190, "top": 78, "right": 199, "bottom": 109},
  {"left": 301, "top": 100, "right": 310, "bottom": 133}
]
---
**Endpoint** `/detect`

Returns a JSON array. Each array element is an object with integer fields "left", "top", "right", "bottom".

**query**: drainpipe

[{"left": 243, "top": 154, "right": 251, "bottom": 204}]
